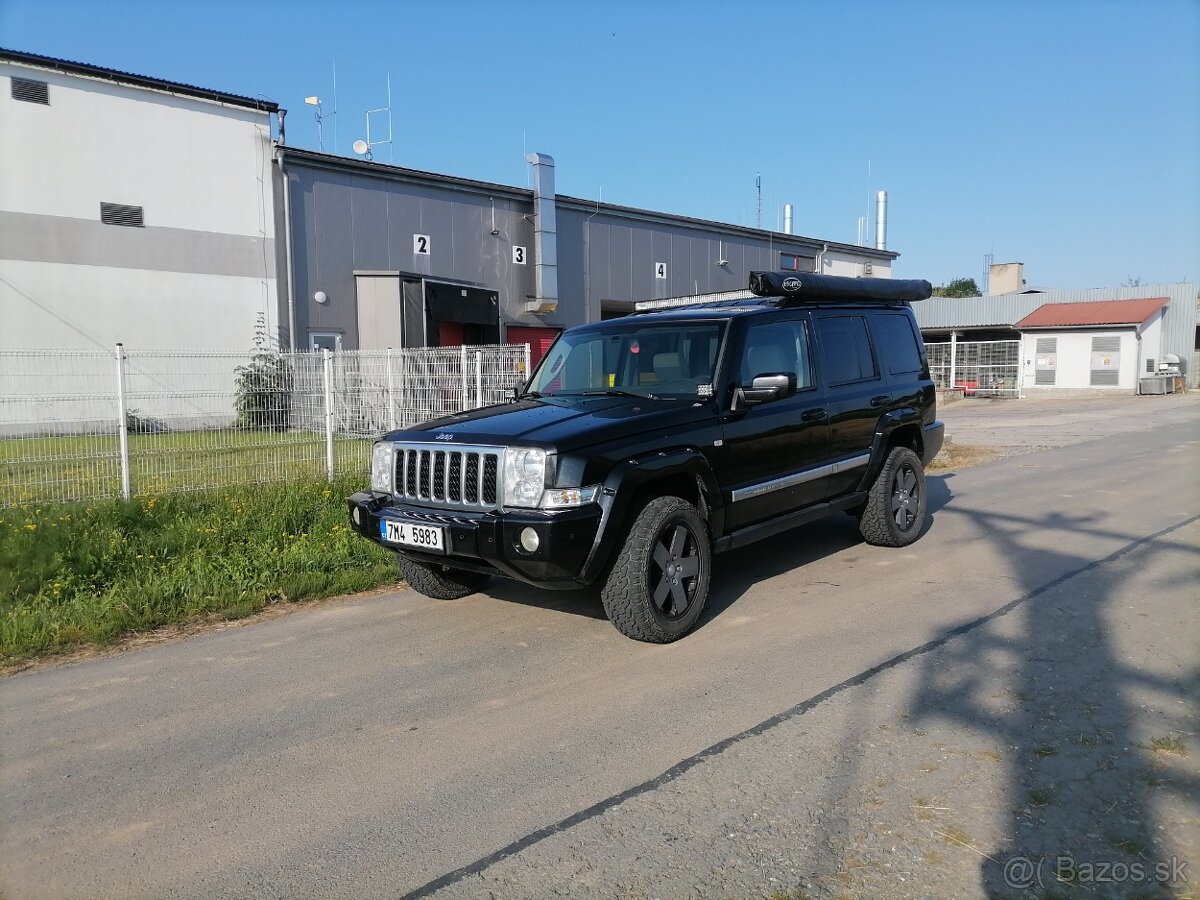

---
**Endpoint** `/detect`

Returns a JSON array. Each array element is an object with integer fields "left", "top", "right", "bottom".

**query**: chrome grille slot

[{"left": 389, "top": 443, "right": 505, "bottom": 512}]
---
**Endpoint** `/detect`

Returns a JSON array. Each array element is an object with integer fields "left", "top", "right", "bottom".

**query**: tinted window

[
  {"left": 739, "top": 319, "right": 812, "bottom": 389},
  {"left": 816, "top": 316, "right": 878, "bottom": 384},
  {"left": 871, "top": 313, "right": 925, "bottom": 375}
]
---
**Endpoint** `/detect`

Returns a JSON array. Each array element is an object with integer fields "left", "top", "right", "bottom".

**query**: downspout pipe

[{"left": 277, "top": 146, "right": 298, "bottom": 351}]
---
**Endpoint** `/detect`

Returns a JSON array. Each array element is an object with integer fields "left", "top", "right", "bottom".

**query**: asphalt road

[{"left": 2, "top": 402, "right": 1198, "bottom": 899}]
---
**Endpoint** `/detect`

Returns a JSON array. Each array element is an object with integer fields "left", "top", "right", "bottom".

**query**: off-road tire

[
  {"left": 398, "top": 553, "right": 491, "bottom": 600},
  {"left": 859, "top": 445, "right": 927, "bottom": 547},
  {"left": 600, "top": 496, "right": 711, "bottom": 643}
]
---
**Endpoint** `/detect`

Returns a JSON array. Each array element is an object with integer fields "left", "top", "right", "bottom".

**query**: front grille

[{"left": 392, "top": 443, "right": 503, "bottom": 511}]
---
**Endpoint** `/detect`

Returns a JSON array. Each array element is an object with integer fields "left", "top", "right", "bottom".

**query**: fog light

[
  {"left": 351, "top": 506, "right": 362, "bottom": 526},
  {"left": 519, "top": 527, "right": 540, "bottom": 553}
]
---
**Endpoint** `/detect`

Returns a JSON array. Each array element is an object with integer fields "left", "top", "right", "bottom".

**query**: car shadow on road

[
  {"left": 697, "top": 473, "right": 956, "bottom": 630},
  {"left": 483, "top": 474, "right": 958, "bottom": 631}
]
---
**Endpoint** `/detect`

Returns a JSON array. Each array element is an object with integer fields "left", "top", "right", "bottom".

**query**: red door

[
  {"left": 437, "top": 322, "right": 465, "bottom": 347},
  {"left": 505, "top": 325, "right": 561, "bottom": 367}
]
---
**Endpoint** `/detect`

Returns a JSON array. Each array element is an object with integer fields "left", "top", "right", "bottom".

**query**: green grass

[
  {"left": 0, "top": 475, "right": 397, "bottom": 663},
  {"left": 1, "top": 431, "right": 373, "bottom": 506}
]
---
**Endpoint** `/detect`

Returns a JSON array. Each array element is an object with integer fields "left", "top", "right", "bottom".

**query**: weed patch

[{"left": 0, "top": 476, "right": 396, "bottom": 662}]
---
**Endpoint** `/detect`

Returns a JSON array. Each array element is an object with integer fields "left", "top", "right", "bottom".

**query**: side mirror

[
  {"left": 510, "top": 382, "right": 523, "bottom": 401},
  {"left": 733, "top": 372, "right": 796, "bottom": 410}
]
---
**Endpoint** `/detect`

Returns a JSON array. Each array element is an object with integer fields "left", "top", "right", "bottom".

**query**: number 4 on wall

[
  {"left": 655, "top": 262, "right": 667, "bottom": 279},
  {"left": 413, "top": 234, "right": 431, "bottom": 255}
]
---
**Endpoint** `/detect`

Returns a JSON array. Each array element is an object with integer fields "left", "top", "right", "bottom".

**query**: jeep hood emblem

[{"left": 435, "top": 433, "right": 454, "bottom": 441}]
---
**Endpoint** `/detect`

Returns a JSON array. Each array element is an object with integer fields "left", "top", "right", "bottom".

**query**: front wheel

[
  {"left": 859, "top": 446, "right": 927, "bottom": 547},
  {"left": 600, "top": 496, "right": 711, "bottom": 643},
  {"left": 398, "top": 553, "right": 491, "bottom": 600}
]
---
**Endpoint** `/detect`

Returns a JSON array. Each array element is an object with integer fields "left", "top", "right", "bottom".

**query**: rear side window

[
  {"left": 871, "top": 313, "right": 925, "bottom": 376},
  {"left": 816, "top": 315, "right": 878, "bottom": 384}
]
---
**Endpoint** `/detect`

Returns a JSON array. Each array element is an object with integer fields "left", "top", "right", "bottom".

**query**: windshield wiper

[
  {"left": 579, "top": 389, "right": 658, "bottom": 400},
  {"left": 516, "top": 390, "right": 542, "bottom": 399}
]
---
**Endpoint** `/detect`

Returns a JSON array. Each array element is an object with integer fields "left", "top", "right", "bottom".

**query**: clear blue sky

[{"left": 4, "top": 0, "right": 1198, "bottom": 289}]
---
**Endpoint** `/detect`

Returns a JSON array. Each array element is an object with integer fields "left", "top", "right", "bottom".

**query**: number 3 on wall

[
  {"left": 513, "top": 246, "right": 527, "bottom": 265},
  {"left": 413, "top": 234, "right": 431, "bottom": 255}
]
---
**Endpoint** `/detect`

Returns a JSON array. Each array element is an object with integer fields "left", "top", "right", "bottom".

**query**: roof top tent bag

[{"left": 748, "top": 271, "right": 933, "bottom": 304}]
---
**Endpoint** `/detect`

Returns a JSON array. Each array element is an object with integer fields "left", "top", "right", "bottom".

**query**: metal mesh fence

[
  {"left": 0, "top": 344, "right": 531, "bottom": 507},
  {"left": 925, "top": 339, "right": 1021, "bottom": 398}
]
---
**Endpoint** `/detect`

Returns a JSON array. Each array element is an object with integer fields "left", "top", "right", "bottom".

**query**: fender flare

[
  {"left": 580, "top": 448, "right": 723, "bottom": 582},
  {"left": 855, "top": 407, "right": 923, "bottom": 493}
]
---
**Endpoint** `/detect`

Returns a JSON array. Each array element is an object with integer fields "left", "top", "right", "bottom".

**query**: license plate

[{"left": 379, "top": 518, "right": 445, "bottom": 553}]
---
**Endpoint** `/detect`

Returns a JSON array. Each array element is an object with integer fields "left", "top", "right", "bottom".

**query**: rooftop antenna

[
  {"left": 303, "top": 95, "right": 333, "bottom": 152},
  {"left": 354, "top": 71, "right": 393, "bottom": 163},
  {"left": 332, "top": 59, "right": 338, "bottom": 153},
  {"left": 755, "top": 173, "right": 762, "bottom": 230}
]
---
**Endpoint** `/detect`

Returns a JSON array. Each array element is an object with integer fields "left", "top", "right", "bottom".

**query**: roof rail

[{"left": 749, "top": 271, "right": 933, "bottom": 304}]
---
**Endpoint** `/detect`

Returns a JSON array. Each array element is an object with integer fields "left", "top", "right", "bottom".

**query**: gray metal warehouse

[{"left": 274, "top": 148, "right": 898, "bottom": 362}]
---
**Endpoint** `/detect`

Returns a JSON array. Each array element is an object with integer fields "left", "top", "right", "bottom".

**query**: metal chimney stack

[
  {"left": 875, "top": 190, "right": 887, "bottom": 251},
  {"left": 783, "top": 204, "right": 793, "bottom": 235},
  {"left": 525, "top": 152, "right": 559, "bottom": 314}
]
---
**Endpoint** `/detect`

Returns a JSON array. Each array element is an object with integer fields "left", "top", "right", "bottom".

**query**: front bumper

[{"left": 348, "top": 491, "right": 603, "bottom": 588}]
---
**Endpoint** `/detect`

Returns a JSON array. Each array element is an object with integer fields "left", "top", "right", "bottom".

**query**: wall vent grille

[
  {"left": 100, "top": 203, "right": 145, "bottom": 228},
  {"left": 11, "top": 77, "right": 49, "bottom": 104}
]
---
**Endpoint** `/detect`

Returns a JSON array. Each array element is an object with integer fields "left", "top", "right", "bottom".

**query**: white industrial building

[{"left": 0, "top": 49, "right": 280, "bottom": 353}]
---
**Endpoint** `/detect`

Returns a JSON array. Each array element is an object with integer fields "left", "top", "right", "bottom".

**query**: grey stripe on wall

[{"left": 0, "top": 210, "right": 275, "bottom": 279}]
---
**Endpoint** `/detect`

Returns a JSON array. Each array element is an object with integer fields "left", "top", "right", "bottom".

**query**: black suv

[{"left": 349, "top": 272, "right": 943, "bottom": 642}]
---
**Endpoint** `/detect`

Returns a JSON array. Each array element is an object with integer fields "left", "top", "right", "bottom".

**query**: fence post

[
  {"left": 322, "top": 348, "right": 335, "bottom": 482},
  {"left": 460, "top": 345, "right": 469, "bottom": 409},
  {"left": 386, "top": 347, "right": 397, "bottom": 431},
  {"left": 949, "top": 331, "right": 958, "bottom": 391},
  {"left": 114, "top": 342, "right": 131, "bottom": 500},
  {"left": 523, "top": 343, "right": 531, "bottom": 382},
  {"left": 475, "top": 351, "right": 483, "bottom": 409}
]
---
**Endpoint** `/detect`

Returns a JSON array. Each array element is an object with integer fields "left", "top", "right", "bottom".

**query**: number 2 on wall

[{"left": 414, "top": 234, "right": 430, "bottom": 255}]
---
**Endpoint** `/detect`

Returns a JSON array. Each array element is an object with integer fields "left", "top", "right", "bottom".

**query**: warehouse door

[
  {"left": 355, "top": 275, "right": 402, "bottom": 350},
  {"left": 506, "top": 325, "right": 561, "bottom": 367}
]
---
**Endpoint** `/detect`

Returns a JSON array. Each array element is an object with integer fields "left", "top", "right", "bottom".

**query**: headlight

[
  {"left": 502, "top": 448, "right": 546, "bottom": 508},
  {"left": 539, "top": 486, "right": 600, "bottom": 509},
  {"left": 371, "top": 442, "right": 393, "bottom": 493}
]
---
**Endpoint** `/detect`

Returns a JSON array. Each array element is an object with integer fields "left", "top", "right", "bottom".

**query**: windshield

[{"left": 528, "top": 321, "right": 725, "bottom": 399}]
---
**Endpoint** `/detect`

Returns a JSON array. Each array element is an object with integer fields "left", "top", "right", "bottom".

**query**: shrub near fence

[{"left": 0, "top": 344, "right": 531, "bottom": 507}]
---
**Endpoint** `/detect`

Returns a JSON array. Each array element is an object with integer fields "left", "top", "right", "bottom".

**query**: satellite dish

[{"left": 352, "top": 139, "right": 370, "bottom": 155}]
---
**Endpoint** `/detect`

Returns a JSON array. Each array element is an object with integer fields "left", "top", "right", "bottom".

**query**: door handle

[
  {"left": 869, "top": 395, "right": 890, "bottom": 408},
  {"left": 801, "top": 408, "right": 827, "bottom": 422}
]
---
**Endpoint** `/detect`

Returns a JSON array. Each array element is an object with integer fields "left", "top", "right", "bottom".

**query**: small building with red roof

[{"left": 1015, "top": 298, "right": 1169, "bottom": 392}]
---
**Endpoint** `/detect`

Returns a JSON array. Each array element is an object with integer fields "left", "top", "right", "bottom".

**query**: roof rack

[{"left": 749, "top": 271, "right": 932, "bottom": 304}]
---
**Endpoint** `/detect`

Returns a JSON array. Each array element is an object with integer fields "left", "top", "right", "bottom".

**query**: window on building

[
  {"left": 309, "top": 333, "right": 343, "bottom": 352},
  {"left": 11, "top": 77, "right": 49, "bottom": 105},
  {"left": 779, "top": 253, "right": 812, "bottom": 272},
  {"left": 816, "top": 315, "right": 879, "bottom": 385},
  {"left": 100, "top": 202, "right": 145, "bottom": 228}
]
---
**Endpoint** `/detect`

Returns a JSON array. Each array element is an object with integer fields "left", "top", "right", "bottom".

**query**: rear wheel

[
  {"left": 398, "top": 553, "right": 491, "bottom": 600},
  {"left": 600, "top": 496, "right": 711, "bottom": 643},
  {"left": 859, "top": 446, "right": 927, "bottom": 547}
]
